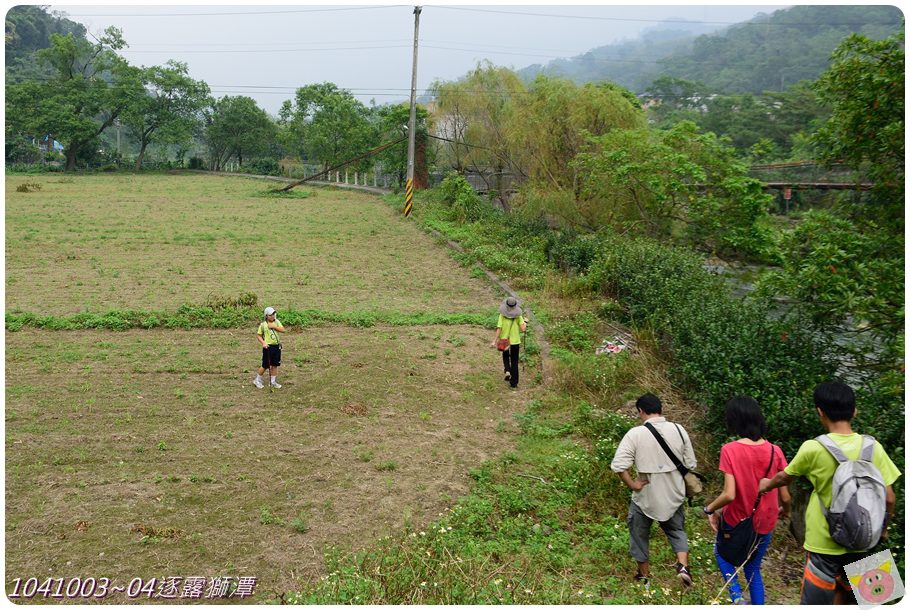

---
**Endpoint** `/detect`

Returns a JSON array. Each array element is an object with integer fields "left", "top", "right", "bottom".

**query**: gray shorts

[
  {"left": 627, "top": 501, "right": 688, "bottom": 562},
  {"left": 800, "top": 551, "right": 869, "bottom": 604}
]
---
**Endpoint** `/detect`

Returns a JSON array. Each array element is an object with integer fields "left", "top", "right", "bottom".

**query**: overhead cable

[{"left": 65, "top": 5, "right": 403, "bottom": 17}]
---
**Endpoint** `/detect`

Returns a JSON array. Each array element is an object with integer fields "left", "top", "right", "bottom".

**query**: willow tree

[
  {"left": 504, "top": 76, "right": 646, "bottom": 225},
  {"left": 572, "top": 121, "right": 773, "bottom": 256},
  {"left": 429, "top": 62, "right": 526, "bottom": 206}
]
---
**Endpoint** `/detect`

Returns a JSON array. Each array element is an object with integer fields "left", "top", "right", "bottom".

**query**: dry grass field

[{"left": 5, "top": 173, "right": 533, "bottom": 602}]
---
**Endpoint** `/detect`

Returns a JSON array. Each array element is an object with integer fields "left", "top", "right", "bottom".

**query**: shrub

[
  {"left": 188, "top": 157, "right": 205, "bottom": 170},
  {"left": 438, "top": 173, "right": 494, "bottom": 223},
  {"left": 546, "top": 231, "right": 603, "bottom": 273},
  {"left": 249, "top": 158, "right": 280, "bottom": 176},
  {"left": 584, "top": 231, "right": 835, "bottom": 455},
  {"left": 15, "top": 182, "right": 42, "bottom": 193}
]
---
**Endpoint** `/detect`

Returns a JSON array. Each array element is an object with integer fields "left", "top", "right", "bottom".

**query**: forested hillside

[
  {"left": 661, "top": 5, "right": 903, "bottom": 93},
  {"left": 519, "top": 5, "right": 903, "bottom": 95},
  {"left": 5, "top": 6, "right": 87, "bottom": 82},
  {"left": 517, "top": 21, "right": 717, "bottom": 92}
]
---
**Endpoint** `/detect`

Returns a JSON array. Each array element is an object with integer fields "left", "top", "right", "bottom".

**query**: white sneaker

[
  {"left": 270, "top": 381, "right": 282, "bottom": 389},
  {"left": 253, "top": 377, "right": 264, "bottom": 389}
]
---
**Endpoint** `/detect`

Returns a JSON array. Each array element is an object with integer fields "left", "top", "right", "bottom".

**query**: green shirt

[
  {"left": 257, "top": 320, "right": 283, "bottom": 346},
  {"left": 497, "top": 314, "right": 526, "bottom": 345},
  {"left": 784, "top": 433, "right": 900, "bottom": 554}
]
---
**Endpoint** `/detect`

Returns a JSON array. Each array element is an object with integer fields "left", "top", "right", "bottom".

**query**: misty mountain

[{"left": 517, "top": 19, "right": 721, "bottom": 92}]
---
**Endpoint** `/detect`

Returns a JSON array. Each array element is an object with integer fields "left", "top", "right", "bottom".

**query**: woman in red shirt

[{"left": 702, "top": 396, "right": 792, "bottom": 605}]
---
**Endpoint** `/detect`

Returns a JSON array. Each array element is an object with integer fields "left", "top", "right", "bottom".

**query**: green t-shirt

[
  {"left": 497, "top": 314, "right": 526, "bottom": 345},
  {"left": 784, "top": 432, "right": 900, "bottom": 554},
  {"left": 257, "top": 320, "right": 283, "bottom": 346}
]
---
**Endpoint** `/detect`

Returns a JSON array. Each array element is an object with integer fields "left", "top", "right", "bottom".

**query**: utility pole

[{"left": 403, "top": 5, "right": 421, "bottom": 217}]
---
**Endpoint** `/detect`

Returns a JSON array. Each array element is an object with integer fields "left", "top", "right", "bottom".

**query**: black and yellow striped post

[
  {"left": 403, "top": 178, "right": 414, "bottom": 217},
  {"left": 403, "top": 6, "right": 421, "bottom": 217}
]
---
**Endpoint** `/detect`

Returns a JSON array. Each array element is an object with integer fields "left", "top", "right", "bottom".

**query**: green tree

[
  {"left": 122, "top": 61, "right": 211, "bottom": 170},
  {"left": 659, "top": 5, "right": 902, "bottom": 95},
  {"left": 510, "top": 76, "right": 645, "bottom": 193},
  {"left": 812, "top": 32, "right": 904, "bottom": 207},
  {"left": 430, "top": 63, "right": 526, "bottom": 206},
  {"left": 7, "top": 27, "right": 144, "bottom": 170},
  {"left": 372, "top": 102, "right": 428, "bottom": 185},
  {"left": 204, "top": 96, "right": 276, "bottom": 170},
  {"left": 759, "top": 31, "right": 904, "bottom": 371},
  {"left": 692, "top": 83, "right": 828, "bottom": 159},
  {"left": 571, "top": 121, "right": 774, "bottom": 257},
  {"left": 5, "top": 5, "right": 86, "bottom": 82},
  {"left": 281, "top": 83, "right": 375, "bottom": 171},
  {"left": 646, "top": 76, "right": 710, "bottom": 127}
]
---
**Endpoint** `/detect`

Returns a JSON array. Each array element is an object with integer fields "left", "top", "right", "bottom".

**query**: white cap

[{"left": 264, "top": 306, "right": 276, "bottom": 316}]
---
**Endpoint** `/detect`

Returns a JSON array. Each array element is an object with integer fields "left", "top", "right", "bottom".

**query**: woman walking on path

[
  {"left": 702, "top": 396, "right": 791, "bottom": 605},
  {"left": 491, "top": 297, "right": 527, "bottom": 389}
]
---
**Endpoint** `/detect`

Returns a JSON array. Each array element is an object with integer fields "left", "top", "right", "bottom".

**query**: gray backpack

[{"left": 815, "top": 434, "right": 886, "bottom": 551}]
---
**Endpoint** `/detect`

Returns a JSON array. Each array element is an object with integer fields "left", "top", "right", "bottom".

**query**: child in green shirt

[{"left": 254, "top": 306, "right": 285, "bottom": 389}]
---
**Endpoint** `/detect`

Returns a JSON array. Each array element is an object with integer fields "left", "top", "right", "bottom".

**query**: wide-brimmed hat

[{"left": 499, "top": 296, "right": 522, "bottom": 318}]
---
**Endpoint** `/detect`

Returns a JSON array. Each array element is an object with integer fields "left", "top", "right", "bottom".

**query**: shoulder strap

[
  {"left": 764, "top": 444, "right": 775, "bottom": 477},
  {"left": 860, "top": 435, "right": 876, "bottom": 462},
  {"left": 751, "top": 444, "right": 776, "bottom": 514},
  {"left": 674, "top": 423, "right": 691, "bottom": 462},
  {"left": 814, "top": 435, "right": 866, "bottom": 515},
  {"left": 645, "top": 422, "right": 688, "bottom": 475},
  {"left": 815, "top": 434, "right": 849, "bottom": 463}
]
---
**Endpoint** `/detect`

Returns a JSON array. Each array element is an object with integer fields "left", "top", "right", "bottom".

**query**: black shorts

[{"left": 261, "top": 344, "right": 281, "bottom": 368}]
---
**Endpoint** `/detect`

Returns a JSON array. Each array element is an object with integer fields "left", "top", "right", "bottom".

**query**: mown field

[
  {"left": 5, "top": 174, "right": 529, "bottom": 602},
  {"left": 5, "top": 174, "right": 495, "bottom": 316}
]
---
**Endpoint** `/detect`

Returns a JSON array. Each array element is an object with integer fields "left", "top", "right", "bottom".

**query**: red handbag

[{"left": 497, "top": 317, "right": 514, "bottom": 351}]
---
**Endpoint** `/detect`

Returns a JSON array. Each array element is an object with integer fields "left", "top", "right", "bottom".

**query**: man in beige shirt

[{"left": 611, "top": 393, "right": 697, "bottom": 587}]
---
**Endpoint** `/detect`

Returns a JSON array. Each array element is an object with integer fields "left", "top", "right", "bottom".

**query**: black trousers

[{"left": 501, "top": 343, "right": 520, "bottom": 387}]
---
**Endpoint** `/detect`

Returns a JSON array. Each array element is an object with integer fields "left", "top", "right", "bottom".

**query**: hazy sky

[{"left": 49, "top": 3, "right": 791, "bottom": 114}]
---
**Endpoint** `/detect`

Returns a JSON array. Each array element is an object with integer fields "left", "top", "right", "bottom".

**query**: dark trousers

[{"left": 502, "top": 343, "right": 520, "bottom": 387}]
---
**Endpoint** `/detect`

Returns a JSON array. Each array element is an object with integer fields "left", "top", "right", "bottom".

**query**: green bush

[
  {"left": 438, "top": 173, "right": 494, "bottom": 223},
  {"left": 546, "top": 231, "right": 606, "bottom": 273},
  {"left": 585, "top": 232, "right": 835, "bottom": 455},
  {"left": 249, "top": 158, "right": 280, "bottom": 176}
]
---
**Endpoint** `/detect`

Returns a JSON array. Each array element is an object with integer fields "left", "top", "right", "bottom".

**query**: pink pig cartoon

[{"left": 850, "top": 561, "right": 895, "bottom": 604}]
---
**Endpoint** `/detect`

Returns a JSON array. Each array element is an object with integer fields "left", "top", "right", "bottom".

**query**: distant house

[{"left": 37, "top": 136, "right": 64, "bottom": 152}]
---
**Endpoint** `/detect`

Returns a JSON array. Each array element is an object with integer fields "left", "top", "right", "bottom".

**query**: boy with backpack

[{"left": 758, "top": 381, "right": 900, "bottom": 604}]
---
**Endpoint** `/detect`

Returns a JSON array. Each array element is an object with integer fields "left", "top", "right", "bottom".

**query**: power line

[
  {"left": 64, "top": 5, "right": 403, "bottom": 18},
  {"left": 126, "top": 38, "right": 407, "bottom": 48},
  {"left": 432, "top": 5, "right": 752, "bottom": 25},
  {"left": 122, "top": 44, "right": 412, "bottom": 55},
  {"left": 422, "top": 44, "right": 570, "bottom": 60},
  {"left": 429, "top": 5, "right": 901, "bottom": 28},
  {"left": 123, "top": 38, "right": 586, "bottom": 55}
]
